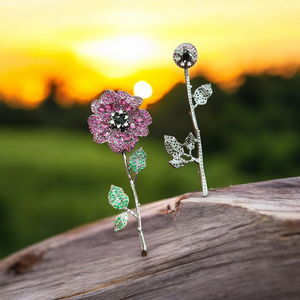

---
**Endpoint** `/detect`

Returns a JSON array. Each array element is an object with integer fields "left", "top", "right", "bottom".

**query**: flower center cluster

[
  {"left": 181, "top": 50, "right": 194, "bottom": 67},
  {"left": 182, "top": 51, "right": 191, "bottom": 62},
  {"left": 109, "top": 110, "right": 130, "bottom": 132}
]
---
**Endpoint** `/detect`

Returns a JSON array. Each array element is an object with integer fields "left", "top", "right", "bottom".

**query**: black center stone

[
  {"left": 111, "top": 112, "right": 129, "bottom": 132},
  {"left": 115, "top": 115, "right": 125, "bottom": 125},
  {"left": 182, "top": 51, "right": 190, "bottom": 62}
]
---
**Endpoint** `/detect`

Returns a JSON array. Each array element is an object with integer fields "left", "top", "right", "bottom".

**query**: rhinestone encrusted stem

[
  {"left": 184, "top": 68, "right": 208, "bottom": 197},
  {"left": 122, "top": 151, "right": 147, "bottom": 256}
]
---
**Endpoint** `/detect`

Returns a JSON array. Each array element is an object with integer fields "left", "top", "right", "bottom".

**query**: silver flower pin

[{"left": 164, "top": 43, "right": 213, "bottom": 197}]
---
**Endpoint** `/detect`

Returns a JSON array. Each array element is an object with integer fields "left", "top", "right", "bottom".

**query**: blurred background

[{"left": 0, "top": 0, "right": 300, "bottom": 259}]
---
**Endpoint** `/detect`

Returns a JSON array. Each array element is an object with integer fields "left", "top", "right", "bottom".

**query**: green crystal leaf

[
  {"left": 114, "top": 212, "right": 129, "bottom": 232},
  {"left": 129, "top": 147, "right": 147, "bottom": 173},
  {"left": 108, "top": 185, "right": 129, "bottom": 210}
]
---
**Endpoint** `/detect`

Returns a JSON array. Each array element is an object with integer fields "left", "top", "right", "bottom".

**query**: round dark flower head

[
  {"left": 173, "top": 43, "right": 198, "bottom": 69},
  {"left": 88, "top": 90, "right": 152, "bottom": 154}
]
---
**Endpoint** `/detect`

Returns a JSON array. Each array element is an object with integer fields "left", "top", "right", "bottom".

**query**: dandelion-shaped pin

[
  {"left": 164, "top": 43, "right": 213, "bottom": 197},
  {"left": 88, "top": 90, "right": 152, "bottom": 256}
]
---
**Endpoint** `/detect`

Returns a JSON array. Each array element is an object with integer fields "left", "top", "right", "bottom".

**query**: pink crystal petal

[
  {"left": 100, "top": 90, "right": 119, "bottom": 105},
  {"left": 93, "top": 128, "right": 112, "bottom": 144},
  {"left": 117, "top": 91, "right": 143, "bottom": 110},
  {"left": 119, "top": 99, "right": 132, "bottom": 112},
  {"left": 128, "top": 122, "right": 149, "bottom": 137},
  {"left": 108, "top": 130, "right": 138, "bottom": 154},
  {"left": 91, "top": 101, "right": 115, "bottom": 122},
  {"left": 124, "top": 134, "right": 138, "bottom": 152},
  {"left": 137, "top": 109, "right": 152, "bottom": 126},
  {"left": 88, "top": 115, "right": 102, "bottom": 135},
  {"left": 88, "top": 115, "right": 112, "bottom": 143},
  {"left": 128, "top": 109, "right": 152, "bottom": 137}
]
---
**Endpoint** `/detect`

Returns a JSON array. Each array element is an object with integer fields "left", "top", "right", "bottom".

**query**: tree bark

[{"left": 1, "top": 177, "right": 300, "bottom": 300}]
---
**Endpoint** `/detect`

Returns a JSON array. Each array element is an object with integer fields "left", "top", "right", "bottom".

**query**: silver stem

[
  {"left": 184, "top": 68, "right": 208, "bottom": 197},
  {"left": 122, "top": 151, "right": 147, "bottom": 256},
  {"left": 126, "top": 208, "right": 138, "bottom": 219}
]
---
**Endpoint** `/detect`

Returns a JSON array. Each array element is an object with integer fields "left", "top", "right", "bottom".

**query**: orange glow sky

[{"left": 0, "top": 0, "right": 300, "bottom": 108}]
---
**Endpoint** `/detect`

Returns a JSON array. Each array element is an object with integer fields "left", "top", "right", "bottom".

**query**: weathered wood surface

[{"left": 1, "top": 177, "right": 300, "bottom": 300}]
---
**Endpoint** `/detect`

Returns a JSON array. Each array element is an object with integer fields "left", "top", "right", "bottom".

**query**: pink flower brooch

[
  {"left": 88, "top": 90, "right": 151, "bottom": 154},
  {"left": 88, "top": 90, "right": 152, "bottom": 256}
]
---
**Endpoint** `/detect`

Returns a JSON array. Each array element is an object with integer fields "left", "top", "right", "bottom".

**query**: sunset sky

[{"left": 0, "top": 0, "right": 300, "bottom": 108}]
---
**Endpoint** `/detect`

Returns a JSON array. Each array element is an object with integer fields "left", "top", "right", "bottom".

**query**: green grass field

[{"left": 0, "top": 127, "right": 295, "bottom": 259}]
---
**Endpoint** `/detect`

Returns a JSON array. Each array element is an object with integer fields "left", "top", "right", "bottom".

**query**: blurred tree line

[
  {"left": 1, "top": 73, "right": 300, "bottom": 182},
  {"left": 1, "top": 73, "right": 300, "bottom": 183},
  {"left": 0, "top": 83, "right": 91, "bottom": 129}
]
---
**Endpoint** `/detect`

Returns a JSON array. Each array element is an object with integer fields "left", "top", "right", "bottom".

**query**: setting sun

[{"left": 134, "top": 81, "right": 153, "bottom": 99}]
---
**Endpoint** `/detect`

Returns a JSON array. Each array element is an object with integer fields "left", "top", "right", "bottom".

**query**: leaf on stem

[
  {"left": 108, "top": 185, "right": 129, "bottom": 210},
  {"left": 183, "top": 132, "right": 196, "bottom": 150},
  {"left": 193, "top": 84, "right": 212, "bottom": 106},
  {"left": 114, "top": 212, "right": 129, "bottom": 231},
  {"left": 129, "top": 148, "right": 147, "bottom": 173},
  {"left": 164, "top": 135, "right": 184, "bottom": 157},
  {"left": 169, "top": 157, "right": 187, "bottom": 169}
]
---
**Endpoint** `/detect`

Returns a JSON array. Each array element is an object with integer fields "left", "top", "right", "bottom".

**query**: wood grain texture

[{"left": 1, "top": 177, "right": 300, "bottom": 300}]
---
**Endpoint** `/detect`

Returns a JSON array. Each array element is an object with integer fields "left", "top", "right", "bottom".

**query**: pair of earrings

[{"left": 87, "top": 43, "right": 213, "bottom": 257}]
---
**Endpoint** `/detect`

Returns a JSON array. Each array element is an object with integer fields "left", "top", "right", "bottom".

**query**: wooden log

[{"left": 1, "top": 177, "right": 300, "bottom": 300}]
